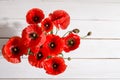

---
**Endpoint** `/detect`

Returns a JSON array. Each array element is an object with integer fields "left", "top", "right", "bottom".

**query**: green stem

[
  {"left": 81, "top": 31, "right": 92, "bottom": 39},
  {"left": 81, "top": 35, "right": 88, "bottom": 39},
  {"left": 27, "top": 48, "right": 33, "bottom": 55},
  {"left": 62, "top": 31, "right": 72, "bottom": 37},
  {"left": 55, "top": 28, "right": 59, "bottom": 35},
  {"left": 59, "top": 53, "right": 64, "bottom": 58},
  {"left": 50, "top": 30, "right": 53, "bottom": 34}
]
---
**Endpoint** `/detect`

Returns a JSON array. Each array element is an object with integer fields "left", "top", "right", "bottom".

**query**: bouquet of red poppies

[{"left": 2, "top": 8, "right": 90, "bottom": 75}]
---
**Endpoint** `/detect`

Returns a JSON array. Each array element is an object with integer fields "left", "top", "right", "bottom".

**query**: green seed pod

[
  {"left": 87, "top": 31, "right": 92, "bottom": 36},
  {"left": 67, "top": 57, "right": 71, "bottom": 61},
  {"left": 72, "top": 29, "right": 80, "bottom": 33}
]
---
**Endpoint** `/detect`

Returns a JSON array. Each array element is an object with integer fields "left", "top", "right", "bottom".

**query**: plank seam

[
  {"left": 1, "top": 37, "right": 120, "bottom": 40},
  {"left": 1, "top": 18, "right": 120, "bottom": 21},
  {"left": 1, "top": 56, "right": 120, "bottom": 60}
]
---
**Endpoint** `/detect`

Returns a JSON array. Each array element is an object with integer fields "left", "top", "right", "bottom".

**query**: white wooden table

[{"left": 0, "top": 0, "right": 120, "bottom": 80}]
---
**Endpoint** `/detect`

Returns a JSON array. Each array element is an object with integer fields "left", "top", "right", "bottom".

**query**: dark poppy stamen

[
  {"left": 49, "top": 42, "right": 56, "bottom": 48},
  {"left": 52, "top": 63, "right": 59, "bottom": 69},
  {"left": 44, "top": 23, "right": 50, "bottom": 29},
  {"left": 40, "top": 45, "right": 43, "bottom": 48},
  {"left": 11, "top": 47, "right": 19, "bottom": 54},
  {"left": 33, "top": 16, "right": 39, "bottom": 22},
  {"left": 29, "top": 32, "right": 38, "bottom": 39},
  {"left": 36, "top": 52, "right": 43, "bottom": 60},
  {"left": 68, "top": 39, "right": 75, "bottom": 46}
]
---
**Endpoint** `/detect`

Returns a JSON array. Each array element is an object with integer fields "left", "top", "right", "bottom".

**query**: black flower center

[
  {"left": 44, "top": 23, "right": 50, "bottom": 29},
  {"left": 52, "top": 63, "right": 59, "bottom": 69},
  {"left": 68, "top": 39, "right": 75, "bottom": 46},
  {"left": 49, "top": 42, "right": 56, "bottom": 49},
  {"left": 29, "top": 32, "right": 38, "bottom": 39},
  {"left": 36, "top": 52, "right": 43, "bottom": 60},
  {"left": 33, "top": 16, "right": 40, "bottom": 22},
  {"left": 11, "top": 47, "right": 19, "bottom": 54}
]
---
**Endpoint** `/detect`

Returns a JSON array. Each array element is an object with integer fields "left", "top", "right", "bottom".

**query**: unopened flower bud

[
  {"left": 67, "top": 57, "right": 71, "bottom": 61},
  {"left": 72, "top": 29, "right": 80, "bottom": 33},
  {"left": 87, "top": 31, "right": 92, "bottom": 36}
]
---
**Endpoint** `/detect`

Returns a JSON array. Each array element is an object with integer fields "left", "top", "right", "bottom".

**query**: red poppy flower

[
  {"left": 41, "top": 18, "right": 53, "bottom": 32},
  {"left": 28, "top": 47, "right": 49, "bottom": 68},
  {"left": 49, "top": 10, "right": 70, "bottom": 30},
  {"left": 22, "top": 24, "right": 46, "bottom": 48},
  {"left": 43, "top": 57, "right": 67, "bottom": 75},
  {"left": 44, "top": 34, "right": 64, "bottom": 56},
  {"left": 63, "top": 33, "right": 80, "bottom": 52},
  {"left": 2, "top": 36, "right": 27, "bottom": 63},
  {"left": 26, "top": 8, "right": 44, "bottom": 24}
]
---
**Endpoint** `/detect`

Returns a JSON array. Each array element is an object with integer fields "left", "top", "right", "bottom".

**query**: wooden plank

[
  {"left": 0, "top": 1, "right": 120, "bottom": 20},
  {"left": 41, "top": 0, "right": 120, "bottom": 3},
  {"left": 1, "top": 39, "right": 120, "bottom": 58},
  {"left": 1, "top": 78, "right": 120, "bottom": 80},
  {"left": 1, "top": 0, "right": 120, "bottom": 3},
  {"left": 67, "top": 20, "right": 120, "bottom": 38},
  {"left": 1, "top": 59, "right": 120, "bottom": 78},
  {"left": 0, "top": 19, "right": 120, "bottom": 38},
  {"left": 64, "top": 39, "right": 120, "bottom": 58}
]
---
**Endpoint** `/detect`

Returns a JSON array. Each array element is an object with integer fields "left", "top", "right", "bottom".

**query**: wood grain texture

[
  {"left": 1, "top": 79, "right": 120, "bottom": 80},
  {"left": 1, "top": 59, "right": 120, "bottom": 78},
  {"left": 0, "top": 0, "right": 120, "bottom": 79},
  {"left": 0, "top": 0, "right": 120, "bottom": 20},
  {"left": 1, "top": 19, "right": 120, "bottom": 38}
]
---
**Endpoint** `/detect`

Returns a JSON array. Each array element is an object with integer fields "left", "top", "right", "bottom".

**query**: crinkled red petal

[
  {"left": 63, "top": 33, "right": 80, "bottom": 52},
  {"left": 26, "top": 8, "right": 44, "bottom": 24},
  {"left": 49, "top": 10, "right": 70, "bottom": 30},
  {"left": 43, "top": 57, "right": 67, "bottom": 75}
]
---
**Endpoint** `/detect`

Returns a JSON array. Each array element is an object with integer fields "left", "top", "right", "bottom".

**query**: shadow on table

[{"left": 0, "top": 17, "right": 23, "bottom": 56}]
